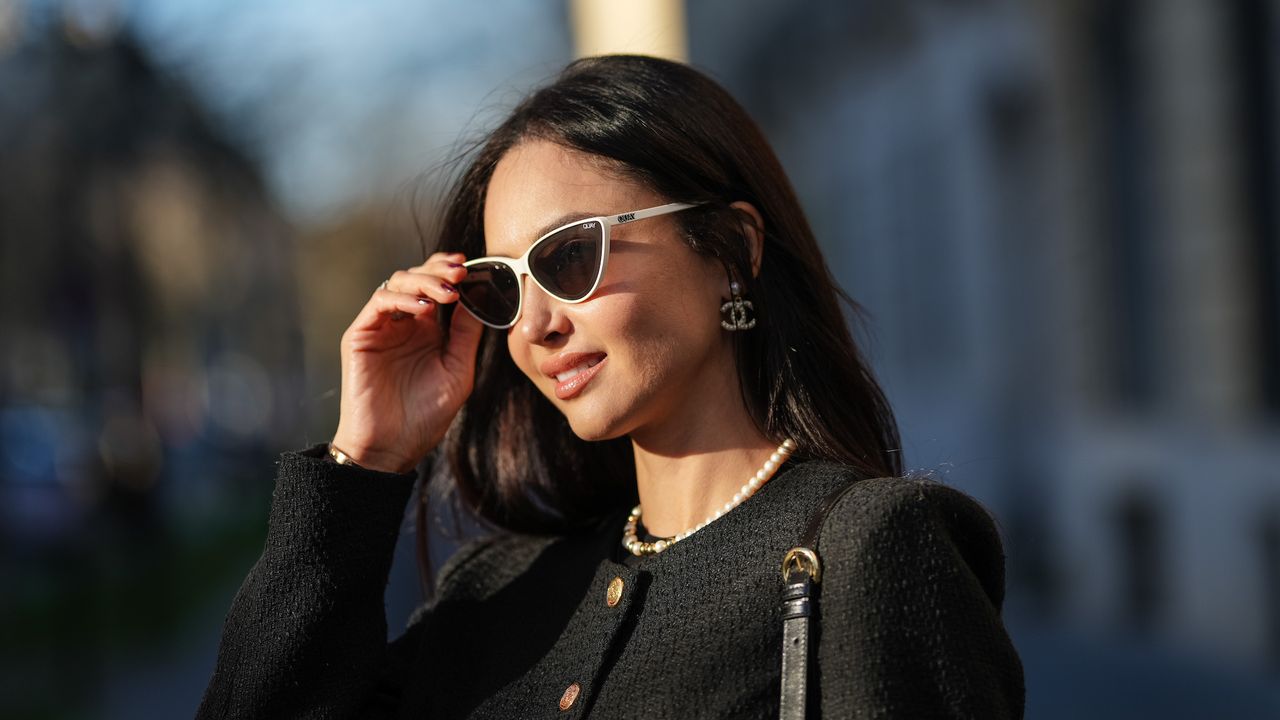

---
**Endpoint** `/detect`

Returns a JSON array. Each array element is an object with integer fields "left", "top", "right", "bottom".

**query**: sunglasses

[{"left": 457, "top": 202, "right": 697, "bottom": 329}]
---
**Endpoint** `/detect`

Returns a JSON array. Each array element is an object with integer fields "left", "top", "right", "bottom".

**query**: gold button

[
  {"left": 606, "top": 576, "right": 624, "bottom": 607},
  {"left": 559, "top": 682, "right": 581, "bottom": 710}
]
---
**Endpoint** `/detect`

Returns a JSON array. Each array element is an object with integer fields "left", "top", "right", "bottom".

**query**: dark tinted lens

[
  {"left": 457, "top": 262, "right": 520, "bottom": 326},
  {"left": 530, "top": 221, "right": 603, "bottom": 300}
]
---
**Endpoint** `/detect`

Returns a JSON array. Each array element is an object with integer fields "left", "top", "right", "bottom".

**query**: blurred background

[{"left": 1, "top": 0, "right": 1278, "bottom": 717}]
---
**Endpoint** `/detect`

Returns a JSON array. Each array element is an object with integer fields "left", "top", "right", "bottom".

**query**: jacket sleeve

[
  {"left": 195, "top": 444, "right": 424, "bottom": 720},
  {"left": 815, "top": 476, "right": 1026, "bottom": 719}
]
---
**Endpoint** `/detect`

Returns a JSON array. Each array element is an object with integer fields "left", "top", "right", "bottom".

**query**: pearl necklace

[{"left": 622, "top": 439, "right": 797, "bottom": 556}]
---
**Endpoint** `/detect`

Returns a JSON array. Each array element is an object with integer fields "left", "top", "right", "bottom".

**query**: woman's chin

[{"left": 562, "top": 407, "right": 630, "bottom": 443}]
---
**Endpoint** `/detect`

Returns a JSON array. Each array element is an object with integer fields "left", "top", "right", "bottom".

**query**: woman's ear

[{"left": 729, "top": 201, "right": 765, "bottom": 279}]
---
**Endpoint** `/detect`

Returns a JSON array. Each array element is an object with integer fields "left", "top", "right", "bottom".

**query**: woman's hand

[{"left": 330, "top": 252, "right": 484, "bottom": 474}]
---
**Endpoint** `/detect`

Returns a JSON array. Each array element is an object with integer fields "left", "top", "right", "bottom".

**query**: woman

[{"left": 198, "top": 55, "right": 1024, "bottom": 719}]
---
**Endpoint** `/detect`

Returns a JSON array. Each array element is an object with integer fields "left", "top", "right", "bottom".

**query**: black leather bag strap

[{"left": 779, "top": 477, "right": 877, "bottom": 719}]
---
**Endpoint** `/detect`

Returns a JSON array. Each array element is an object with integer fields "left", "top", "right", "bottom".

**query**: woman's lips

[{"left": 554, "top": 355, "right": 606, "bottom": 400}]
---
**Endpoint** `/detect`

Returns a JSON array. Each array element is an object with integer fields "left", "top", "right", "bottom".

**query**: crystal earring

[{"left": 720, "top": 281, "right": 757, "bottom": 331}]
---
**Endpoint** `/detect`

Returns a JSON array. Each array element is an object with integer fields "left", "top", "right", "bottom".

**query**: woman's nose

[{"left": 516, "top": 280, "right": 571, "bottom": 345}]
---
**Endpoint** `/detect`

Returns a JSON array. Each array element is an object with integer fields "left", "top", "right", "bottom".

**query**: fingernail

[
  {"left": 417, "top": 298, "right": 430, "bottom": 305},
  {"left": 442, "top": 283, "right": 457, "bottom": 293},
  {"left": 447, "top": 262, "right": 463, "bottom": 268}
]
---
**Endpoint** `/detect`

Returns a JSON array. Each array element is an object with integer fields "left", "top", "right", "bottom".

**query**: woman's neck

[{"left": 628, "top": 407, "right": 779, "bottom": 538}]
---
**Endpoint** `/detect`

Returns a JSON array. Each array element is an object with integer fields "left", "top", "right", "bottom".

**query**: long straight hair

[{"left": 417, "top": 55, "right": 901, "bottom": 595}]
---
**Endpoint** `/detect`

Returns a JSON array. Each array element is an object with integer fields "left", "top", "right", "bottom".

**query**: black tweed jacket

[{"left": 196, "top": 444, "right": 1024, "bottom": 719}]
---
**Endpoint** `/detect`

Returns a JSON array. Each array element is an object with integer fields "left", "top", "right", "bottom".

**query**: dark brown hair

[{"left": 418, "top": 55, "right": 901, "bottom": 594}]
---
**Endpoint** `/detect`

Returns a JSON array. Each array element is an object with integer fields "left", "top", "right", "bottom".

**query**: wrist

[
  {"left": 326, "top": 442, "right": 364, "bottom": 468},
  {"left": 327, "top": 440, "right": 416, "bottom": 475}
]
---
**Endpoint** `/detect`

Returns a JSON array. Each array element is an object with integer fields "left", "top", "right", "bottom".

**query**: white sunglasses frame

[{"left": 459, "top": 202, "right": 697, "bottom": 329}]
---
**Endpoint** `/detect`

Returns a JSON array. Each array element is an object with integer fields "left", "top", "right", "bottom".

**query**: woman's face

[{"left": 482, "top": 140, "right": 734, "bottom": 442}]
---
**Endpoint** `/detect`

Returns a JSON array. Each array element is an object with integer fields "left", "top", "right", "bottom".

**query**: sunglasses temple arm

[{"left": 613, "top": 202, "right": 697, "bottom": 225}]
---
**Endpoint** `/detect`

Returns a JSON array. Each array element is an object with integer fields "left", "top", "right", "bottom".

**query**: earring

[{"left": 720, "top": 281, "right": 757, "bottom": 331}]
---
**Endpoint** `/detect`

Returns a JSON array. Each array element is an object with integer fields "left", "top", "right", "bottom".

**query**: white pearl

[{"left": 621, "top": 439, "right": 795, "bottom": 557}]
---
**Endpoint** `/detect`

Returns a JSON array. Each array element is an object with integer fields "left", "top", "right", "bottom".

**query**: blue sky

[{"left": 90, "top": 0, "right": 575, "bottom": 222}]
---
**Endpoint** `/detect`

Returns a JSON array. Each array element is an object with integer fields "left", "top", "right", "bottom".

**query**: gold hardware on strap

[{"left": 781, "top": 547, "right": 822, "bottom": 583}]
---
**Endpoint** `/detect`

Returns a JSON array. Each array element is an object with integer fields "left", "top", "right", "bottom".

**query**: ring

[{"left": 379, "top": 279, "right": 389, "bottom": 291}]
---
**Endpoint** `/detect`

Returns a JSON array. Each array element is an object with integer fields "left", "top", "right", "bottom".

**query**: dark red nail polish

[
  {"left": 447, "top": 262, "right": 463, "bottom": 268},
  {"left": 442, "top": 282, "right": 457, "bottom": 293}
]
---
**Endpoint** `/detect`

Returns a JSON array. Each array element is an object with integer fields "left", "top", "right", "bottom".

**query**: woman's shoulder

[
  {"left": 800, "top": 466, "right": 1025, "bottom": 715},
  {"left": 828, "top": 470, "right": 1002, "bottom": 533},
  {"left": 803, "top": 465, "right": 1008, "bottom": 608},
  {"left": 784, "top": 460, "right": 1002, "bottom": 539}
]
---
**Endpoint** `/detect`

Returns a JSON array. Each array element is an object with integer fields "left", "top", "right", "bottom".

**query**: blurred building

[
  {"left": 692, "top": 0, "right": 1280, "bottom": 682},
  {"left": 1041, "top": 0, "right": 1279, "bottom": 671},
  {"left": 0, "top": 12, "right": 308, "bottom": 716},
  {"left": 0, "top": 16, "right": 303, "bottom": 541}
]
